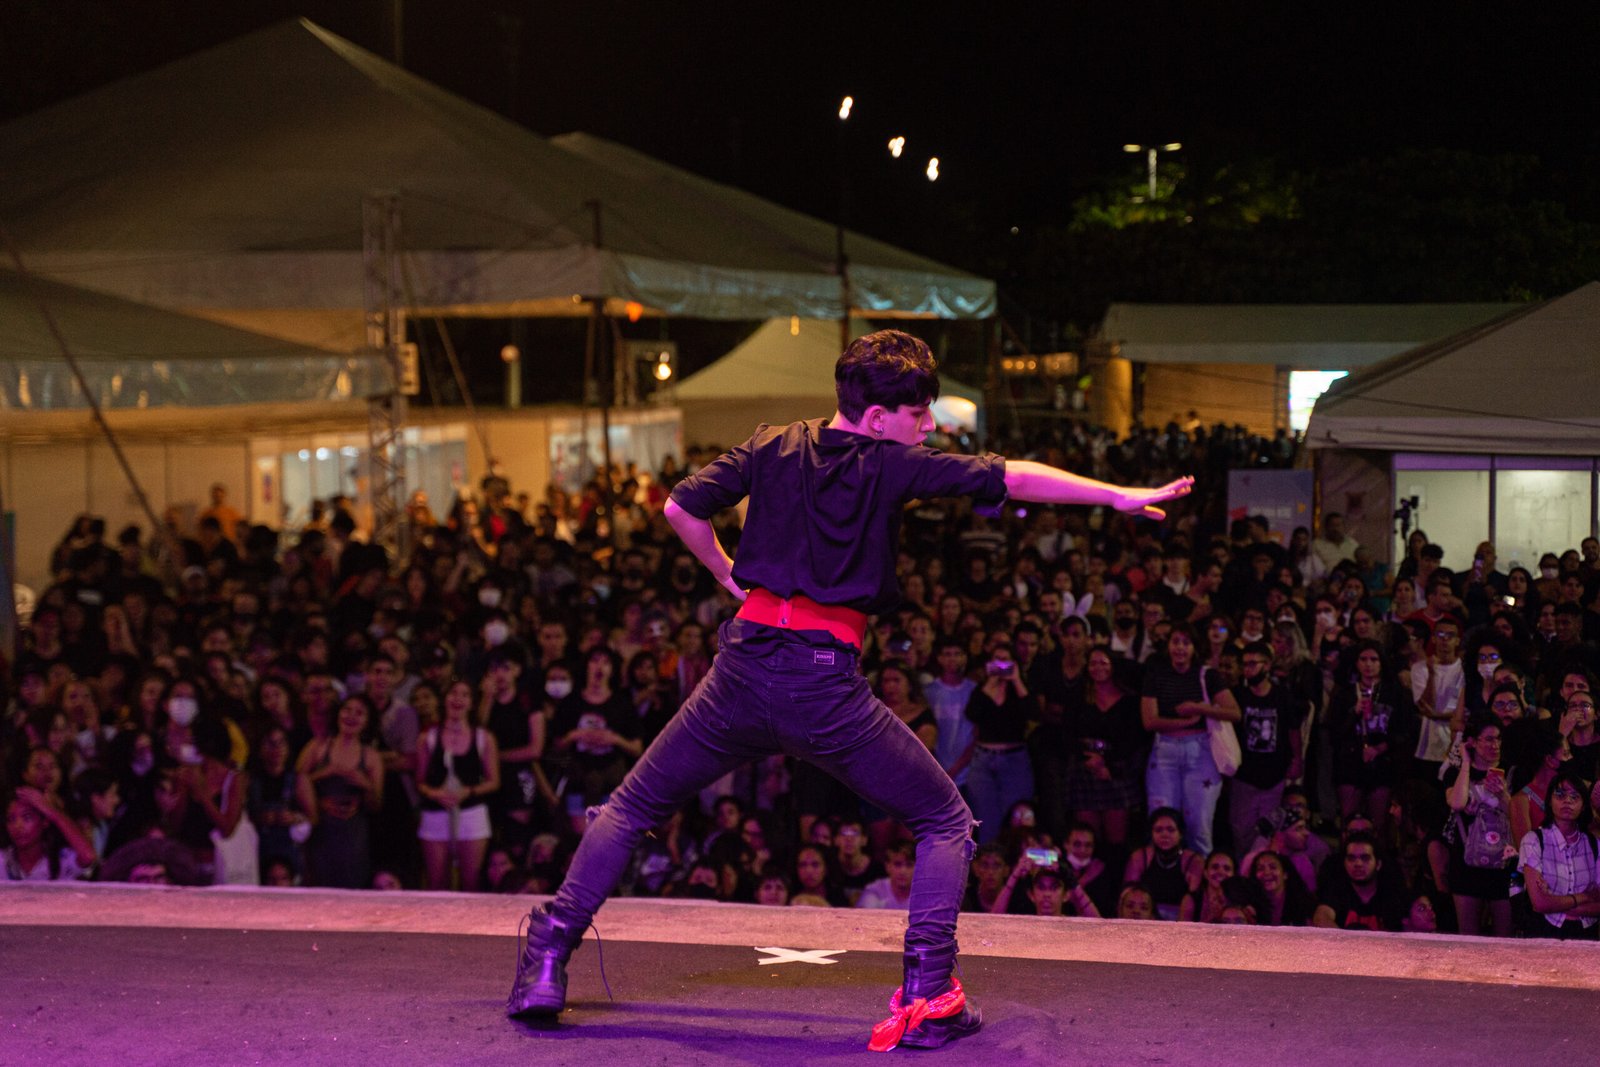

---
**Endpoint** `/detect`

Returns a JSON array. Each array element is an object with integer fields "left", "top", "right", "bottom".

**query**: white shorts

[{"left": 417, "top": 804, "right": 492, "bottom": 843}]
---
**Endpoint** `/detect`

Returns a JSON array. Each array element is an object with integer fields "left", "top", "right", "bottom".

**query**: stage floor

[{"left": 3, "top": 885, "right": 1596, "bottom": 1066}]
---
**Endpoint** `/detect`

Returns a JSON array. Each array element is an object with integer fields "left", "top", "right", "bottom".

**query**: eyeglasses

[
  {"left": 1478, "top": 653, "right": 1502, "bottom": 663},
  {"left": 1552, "top": 789, "right": 1584, "bottom": 802},
  {"left": 1490, "top": 700, "right": 1522, "bottom": 712}
]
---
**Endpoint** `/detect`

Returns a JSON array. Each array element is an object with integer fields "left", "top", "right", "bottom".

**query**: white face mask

[
  {"left": 478, "top": 588, "right": 503, "bottom": 608},
  {"left": 1064, "top": 852, "right": 1093, "bottom": 872},
  {"left": 1542, "top": 567, "right": 1558, "bottom": 580},
  {"left": 167, "top": 696, "right": 200, "bottom": 727},
  {"left": 484, "top": 621, "right": 510, "bottom": 647},
  {"left": 1478, "top": 663, "right": 1497, "bottom": 680},
  {"left": 545, "top": 678, "right": 574, "bottom": 700},
  {"left": 1316, "top": 611, "right": 1336, "bottom": 627}
]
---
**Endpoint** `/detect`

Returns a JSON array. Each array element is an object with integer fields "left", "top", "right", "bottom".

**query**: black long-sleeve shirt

[{"left": 669, "top": 419, "right": 1007, "bottom": 615}]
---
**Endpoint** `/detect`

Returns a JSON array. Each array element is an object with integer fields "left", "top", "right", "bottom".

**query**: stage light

[
  {"left": 926, "top": 157, "right": 939, "bottom": 181},
  {"left": 888, "top": 136, "right": 905, "bottom": 158},
  {"left": 839, "top": 95, "right": 853, "bottom": 120}
]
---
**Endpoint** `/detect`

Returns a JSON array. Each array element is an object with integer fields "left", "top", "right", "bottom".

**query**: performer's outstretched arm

[
  {"left": 1004, "top": 462, "right": 1193, "bottom": 520},
  {"left": 664, "top": 498, "right": 747, "bottom": 601}
]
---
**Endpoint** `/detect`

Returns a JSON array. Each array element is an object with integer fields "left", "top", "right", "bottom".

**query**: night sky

[{"left": 5, "top": 0, "right": 1597, "bottom": 271}]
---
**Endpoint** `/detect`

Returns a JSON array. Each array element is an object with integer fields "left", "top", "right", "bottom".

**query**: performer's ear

[{"left": 865, "top": 405, "right": 887, "bottom": 436}]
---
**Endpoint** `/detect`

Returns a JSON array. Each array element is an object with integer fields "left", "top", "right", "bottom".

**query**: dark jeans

[
  {"left": 1526, "top": 916, "right": 1600, "bottom": 941},
  {"left": 548, "top": 617, "right": 976, "bottom": 951}
]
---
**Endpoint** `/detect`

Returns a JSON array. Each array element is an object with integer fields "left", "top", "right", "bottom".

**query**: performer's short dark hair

[{"left": 834, "top": 330, "right": 941, "bottom": 421}]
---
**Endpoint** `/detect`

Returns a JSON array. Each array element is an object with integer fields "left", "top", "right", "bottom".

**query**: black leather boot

[
  {"left": 868, "top": 942, "right": 983, "bottom": 1051},
  {"left": 506, "top": 904, "right": 587, "bottom": 1018}
]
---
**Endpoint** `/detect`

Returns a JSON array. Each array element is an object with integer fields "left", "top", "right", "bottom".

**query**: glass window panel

[
  {"left": 1494, "top": 469, "right": 1593, "bottom": 572},
  {"left": 1394, "top": 470, "right": 1489, "bottom": 574}
]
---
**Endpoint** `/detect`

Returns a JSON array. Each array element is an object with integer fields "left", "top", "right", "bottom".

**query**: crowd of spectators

[{"left": 5, "top": 418, "right": 1599, "bottom": 942}]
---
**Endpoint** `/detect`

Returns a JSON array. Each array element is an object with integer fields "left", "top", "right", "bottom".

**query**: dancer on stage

[{"left": 508, "top": 329, "right": 1192, "bottom": 1051}]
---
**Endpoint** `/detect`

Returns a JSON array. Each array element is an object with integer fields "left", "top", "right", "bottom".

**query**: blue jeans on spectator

[
  {"left": 547, "top": 618, "right": 976, "bottom": 951},
  {"left": 967, "top": 745, "right": 1034, "bottom": 844},
  {"left": 1146, "top": 733, "right": 1222, "bottom": 854}
]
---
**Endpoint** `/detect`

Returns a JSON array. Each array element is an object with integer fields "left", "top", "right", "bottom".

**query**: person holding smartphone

[
  {"left": 1446, "top": 716, "right": 1514, "bottom": 936},
  {"left": 964, "top": 642, "right": 1038, "bottom": 845}
]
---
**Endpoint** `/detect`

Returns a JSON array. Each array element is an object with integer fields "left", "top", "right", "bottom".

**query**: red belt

[{"left": 736, "top": 588, "right": 867, "bottom": 649}]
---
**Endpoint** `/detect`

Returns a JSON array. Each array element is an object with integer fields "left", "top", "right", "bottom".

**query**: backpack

[{"left": 1459, "top": 792, "right": 1514, "bottom": 870}]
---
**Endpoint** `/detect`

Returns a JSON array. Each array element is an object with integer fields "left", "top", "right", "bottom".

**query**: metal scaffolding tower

[{"left": 363, "top": 192, "right": 408, "bottom": 561}]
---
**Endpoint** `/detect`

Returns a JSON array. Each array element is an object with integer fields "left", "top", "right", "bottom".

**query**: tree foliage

[{"left": 1010, "top": 150, "right": 1600, "bottom": 330}]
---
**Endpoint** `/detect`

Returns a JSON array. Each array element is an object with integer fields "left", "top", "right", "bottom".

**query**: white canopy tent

[
  {"left": 1306, "top": 283, "right": 1600, "bottom": 454},
  {"left": 1306, "top": 282, "right": 1600, "bottom": 573},
  {"left": 0, "top": 19, "right": 994, "bottom": 344},
  {"left": 0, "top": 269, "right": 384, "bottom": 590},
  {"left": 0, "top": 268, "right": 380, "bottom": 414},
  {"left": 672, "top": 317, "right": 983, "bottom": 447}
]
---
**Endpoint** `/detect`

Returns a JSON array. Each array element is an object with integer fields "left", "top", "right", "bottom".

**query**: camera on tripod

[{"left": 1394, "top": 494, "right": 1420, "bottom": 539}]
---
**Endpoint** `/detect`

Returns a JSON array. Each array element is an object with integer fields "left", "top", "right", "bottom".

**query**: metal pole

[
  {"left": 0, "top": 476, "right": 17, "bottom": 666},
  {"left": 1, "top": 228, "right": 181, "bottom": 583},
  {"left": 837, "top": 221, "right": 851, "bottom": 352},
  {"left": 362, "top": 192, "right": 408, "bottom": 562},
  {"left": 1147, "top": 148, "right": 1158, "bottom": 200},
  {"left": 586, "top": 200, "right": 616, "bottom": 544}
]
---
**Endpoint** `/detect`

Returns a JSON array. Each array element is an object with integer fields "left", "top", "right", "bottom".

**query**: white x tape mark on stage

[{"left": 754, "top": 946, "right": 846, "bottom": 966}]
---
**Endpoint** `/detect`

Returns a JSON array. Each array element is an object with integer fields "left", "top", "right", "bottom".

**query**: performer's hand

[
  {"left": 1113, "top": 477, "right": 1194, "bottom": 521},
  {"left": 719, "top": 573, "right": 748, "bottom": 602}
]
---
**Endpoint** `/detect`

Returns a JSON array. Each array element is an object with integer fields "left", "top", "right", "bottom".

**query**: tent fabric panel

[
  {"left": 674, "top": 318, "right": 871, "bottom": 401},
  {"left": 1102, "top": 302, "right": 1524, "bottom": 346},
  {"left": 1307, "top": 282, "right": 1600, "bottom": 455},
  {"left": 550, "top": 132, "right": 989, "bottom": 281},
  {"left": 1306, "top": 416, "right": 1600, "bottom": 456},
  {"left": 1116, "top": 340, "right": 1413, "bottom": 368},
  {"left": 0, "top": 356, "right": 383, "bottom": 412},
  {"left": 0, "top": 267, "right": 383, "bottom": 410},
  {"left": 0, "top": 20, "right": 995, "bottom": 320}
]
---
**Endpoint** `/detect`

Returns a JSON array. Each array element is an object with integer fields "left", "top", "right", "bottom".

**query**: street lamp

[{"left": 1122, "top": 142, "right": 1182, "bottom": 200}]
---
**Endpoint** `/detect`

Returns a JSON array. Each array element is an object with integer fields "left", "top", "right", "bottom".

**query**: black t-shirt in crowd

[
  {"left": 1230, "top": 680, "right": 1297, "bottom": 789},
  {"left": 965, "top": 684, "right": 1037, "bottom": 746},
  {"left": 669, "top": 419, "right": 1007, "bottom": 615},
  {"left": 1141, "top": 660, "right": 1220, "bottom": 728},
  {"left": 1317, "top": 876, "right": 1405, "bottom": 932},
  {"left": 551, "top": 690, "right": 641, "bottom": 775}
]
